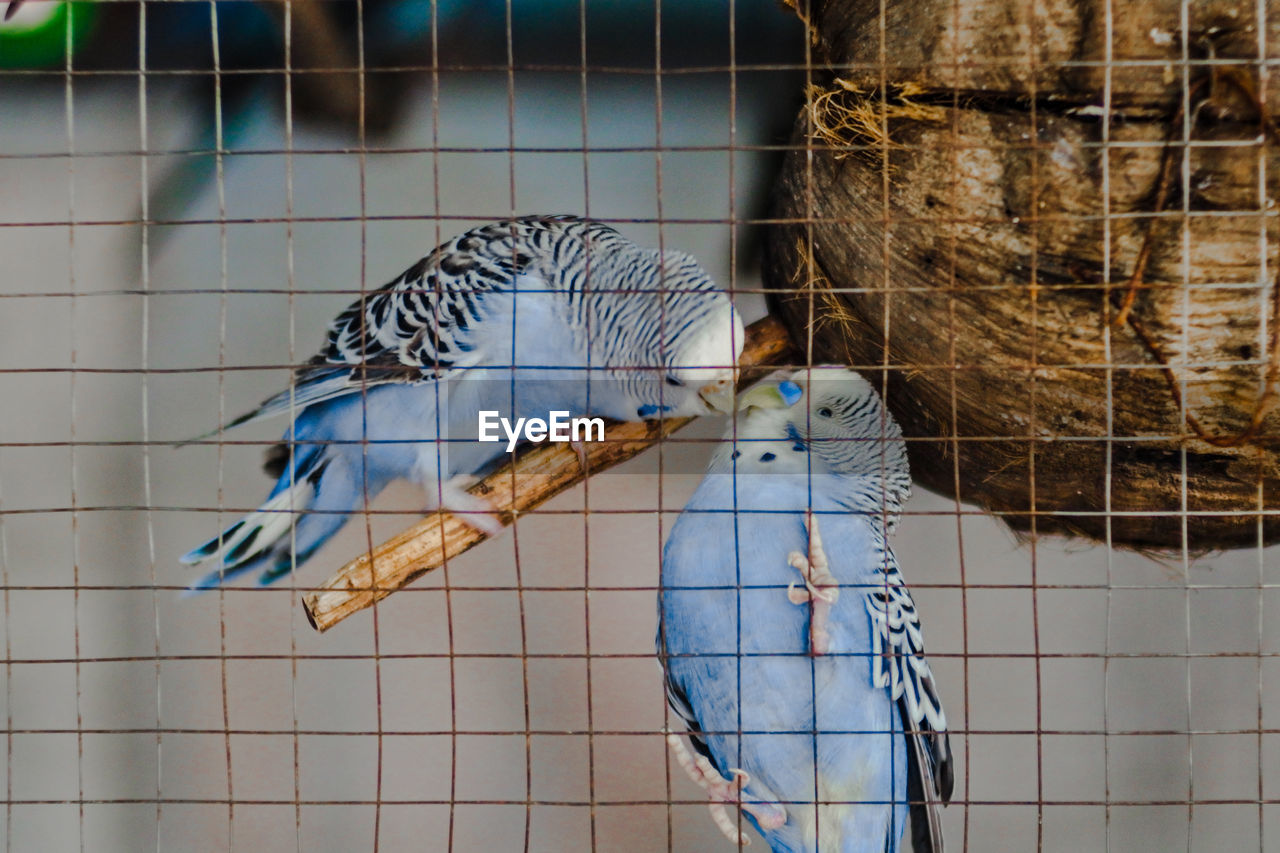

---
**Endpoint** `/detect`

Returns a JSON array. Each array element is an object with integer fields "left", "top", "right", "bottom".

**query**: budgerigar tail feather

[
  {"left": 902, "top": 696, "right": 953, "bottom": 853},
  {"left": 181, "top": 486, "right": 313, "bottom": 590},
  {"left": 933, "top": 727, "right": 955, "bottom": 803},
  {"left": 181, "top": 446, "right": 357, "bottom": 589}
]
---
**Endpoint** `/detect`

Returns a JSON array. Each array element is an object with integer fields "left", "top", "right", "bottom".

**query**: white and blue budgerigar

[
  {"left": 658, "top": 367, "right": 953, "bottom": 852},
  {"left": 183, "top": 215, "right": 744, "bottom": 589}
]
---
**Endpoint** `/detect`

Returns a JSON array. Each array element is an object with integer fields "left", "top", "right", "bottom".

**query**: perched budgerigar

[
  {"left": 183, "top": 215, "right": 743, "bottom": 589},
  {"left": 658, "top": 368, "right": 953, "bottom": 852}
]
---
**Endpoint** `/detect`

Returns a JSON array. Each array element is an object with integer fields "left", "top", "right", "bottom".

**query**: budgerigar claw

[
  {"left": 787, "top": 511, "right": 838, "bottom": 655},
  {"left": 569, "top": 437, "right": 590, "bottom": 474},
  {"left": 666, "top": 732, "right": 787, "bottom": 845},
  {"left": 437, "top": 476, "right": 505, "bottom": 535}
]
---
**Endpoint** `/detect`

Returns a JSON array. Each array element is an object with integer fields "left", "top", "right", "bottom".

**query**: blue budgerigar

[
  {"left": 658, "top": 368, "right": 953, "bottom": 852},
  {"left": 183, "top": 215, "right": 744, "bottom": 589}
]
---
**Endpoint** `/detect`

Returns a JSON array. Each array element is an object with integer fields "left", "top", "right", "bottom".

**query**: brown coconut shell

[
  {"left": 766, "top": 1, "right": 1280, "bottom": 548},
  {"left": 792, "top": 0, "right": 1278, "bottom": 114}
]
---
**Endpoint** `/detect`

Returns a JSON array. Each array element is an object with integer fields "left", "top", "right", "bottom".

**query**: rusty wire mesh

[{"left": 0, "top": 0, "right": 1278, "bottom": 850}]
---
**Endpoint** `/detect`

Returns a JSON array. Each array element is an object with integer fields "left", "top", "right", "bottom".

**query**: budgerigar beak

[
  {"left": 737, "top": 379, "right": 803, "bottom": 412},
  {"left": 698, "top": 380, "right": 736, "bottom": 415}
]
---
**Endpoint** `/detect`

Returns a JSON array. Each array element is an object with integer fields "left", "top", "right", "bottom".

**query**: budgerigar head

[
  {"left": 592, "top": 249, "right": 744, "bottom": 421},
  {"left": 727, "top": 366, "right": 912, "bottom": 514},
  {"left": 653, "top": 292, "right": 743, "bottom": 417}
]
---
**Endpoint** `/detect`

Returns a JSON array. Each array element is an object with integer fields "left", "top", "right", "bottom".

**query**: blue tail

[{"left": 182, "top": 444, "right": 361, "bottom": 590}]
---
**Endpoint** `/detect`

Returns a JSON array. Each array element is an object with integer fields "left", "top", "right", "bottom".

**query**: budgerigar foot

[
  {"left": 666, "top": 732, "right": 787, "bottom": 845},
  {"left": 437, "top": 476, "right": 505, "bottom": 535},
  {"left": 569, "top": 437, "right": 591, "bottom": 474},
  {"left": 786, "top": 511, "right": 839, "bottom": 655}
]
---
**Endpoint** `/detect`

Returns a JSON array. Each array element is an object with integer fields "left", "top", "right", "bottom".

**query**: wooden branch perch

[{"left": 302, "top": 315, "right": 795, "bottom": 632}]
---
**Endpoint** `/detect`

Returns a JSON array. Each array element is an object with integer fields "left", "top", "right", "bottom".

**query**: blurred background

[{"left": 2, "top": 1, "right": 1279, "bottom": 850}]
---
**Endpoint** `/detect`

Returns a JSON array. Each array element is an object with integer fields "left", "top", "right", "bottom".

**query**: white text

[{"left": 478, "top": 411, "right": 606, "bottom": 453}]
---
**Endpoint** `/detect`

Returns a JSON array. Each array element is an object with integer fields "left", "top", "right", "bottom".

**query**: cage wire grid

[{"left": 1, "top": 0, "right": 1279, "bottom": 850}]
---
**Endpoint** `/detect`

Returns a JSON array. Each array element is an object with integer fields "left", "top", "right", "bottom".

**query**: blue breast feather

[{"left": 660, "top": 473, "right": 908, "bottom": 849}]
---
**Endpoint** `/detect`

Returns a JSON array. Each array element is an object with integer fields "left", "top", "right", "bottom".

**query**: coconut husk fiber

[{"left": 765, "top": 0, "right": 1280, "bottom": 548}]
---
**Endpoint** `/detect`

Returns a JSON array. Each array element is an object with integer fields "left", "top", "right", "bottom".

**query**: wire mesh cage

[{"left": 1, "top": 0, "right": 1278, "bottom": 850}]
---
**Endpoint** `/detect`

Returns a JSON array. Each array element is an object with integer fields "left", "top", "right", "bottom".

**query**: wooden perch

[{"left": 302, "top": 315, "right": 795, "bottom": 632}]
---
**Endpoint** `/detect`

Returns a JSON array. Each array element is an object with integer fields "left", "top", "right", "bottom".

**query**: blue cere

[{"left": 778, "top": 379, "right": 803, "bottom": 406}]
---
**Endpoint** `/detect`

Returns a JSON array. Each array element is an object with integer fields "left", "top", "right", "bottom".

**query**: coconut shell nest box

[{"left": 764, "top": 0, "right": 1280, "bottom": 548}]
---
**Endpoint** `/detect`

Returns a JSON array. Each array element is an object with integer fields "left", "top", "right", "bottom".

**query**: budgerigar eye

[
  {"left": 665, "top": 376, "right": 685, "bottom": 388},
  {"left": 817, "top": 406, "right": 834, "bottom": 418}
]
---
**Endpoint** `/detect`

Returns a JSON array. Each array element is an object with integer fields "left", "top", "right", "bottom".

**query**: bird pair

[{"left": 181, "top": 216, "right": 952, "bottom": 851}]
